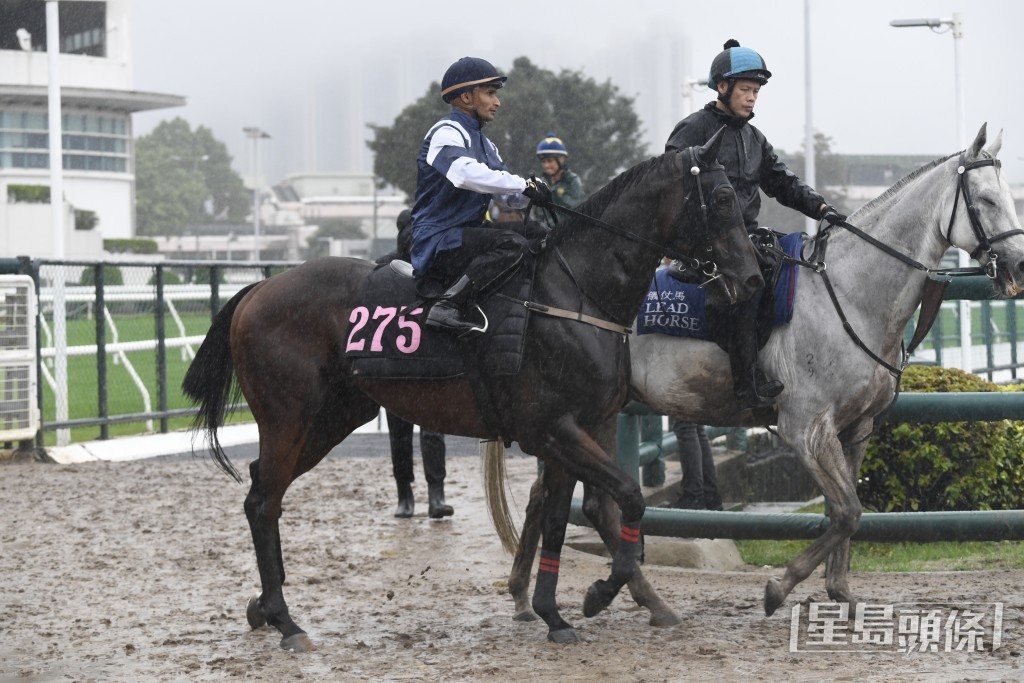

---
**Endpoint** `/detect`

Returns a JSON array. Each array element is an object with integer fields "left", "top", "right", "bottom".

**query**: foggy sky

[{"left": 131, "top": 0, "right": 1024, "bottom": 190}]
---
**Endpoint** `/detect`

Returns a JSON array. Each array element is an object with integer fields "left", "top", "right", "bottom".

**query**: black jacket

[{"left": 665, "top": 102, "right": 825, "bottom": 231}]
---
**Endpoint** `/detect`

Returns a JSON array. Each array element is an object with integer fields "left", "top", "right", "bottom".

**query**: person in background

[
  {"left": 665, "top": 39, "right": 845, "bottom": 410},
  {"left": 670, "top": 421, "right": 724, "bottom": 511},
  {"left": 376, "top": 209, "right": 453, "bottom": 519},
  {"left": 534, "top": 133, "right": 585, "bottom": 228}
]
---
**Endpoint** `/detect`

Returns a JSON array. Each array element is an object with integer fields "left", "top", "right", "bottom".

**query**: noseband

[{"left": 945, "top": 152, "right": 1024, "bottom": 279}]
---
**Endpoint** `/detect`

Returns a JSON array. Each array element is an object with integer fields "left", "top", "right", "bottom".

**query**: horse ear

[
  {"left": 985, "top": 128, "right": 1004, "bottom": 158},
  {"left": 968, "top": 122, "right": 988, "bottom": 158},
  {"left": 697, "top": 126, "right": 727, "bottom": 165}
]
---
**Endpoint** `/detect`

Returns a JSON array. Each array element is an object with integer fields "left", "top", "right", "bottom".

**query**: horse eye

[{"left": 711, "top": 187, "right": 736, "bottom": 216}]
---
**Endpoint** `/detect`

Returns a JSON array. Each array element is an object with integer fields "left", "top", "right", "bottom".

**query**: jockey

[
  {"left": 411, "top": 56, "right": 551, "bottom": 335},
  {"left": 665, "top": 39, "right": 845, "bottom": 409},
  {"left": 535, "top": 133, "right": 585, "bottom": 227}
]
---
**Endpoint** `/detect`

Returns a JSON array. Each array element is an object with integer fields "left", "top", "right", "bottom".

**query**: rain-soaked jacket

[{"left": 665, "top": 102, "right": 824, "bottom": 231}]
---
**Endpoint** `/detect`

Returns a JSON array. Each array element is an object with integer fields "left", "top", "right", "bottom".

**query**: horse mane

[
  {"left": 852, "top": 152, "right": 958, "bottom": 219},
  {"left": 570, "top": 153, "right": 676, "bottom": 220}
]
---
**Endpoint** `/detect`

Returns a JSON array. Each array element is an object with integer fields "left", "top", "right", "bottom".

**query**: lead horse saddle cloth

[
  {"left": 345, "top": 259, "right": 534, "bottom": 380},
  {"left": 636, "top": 230, "right": 805, "bottom": 341}
]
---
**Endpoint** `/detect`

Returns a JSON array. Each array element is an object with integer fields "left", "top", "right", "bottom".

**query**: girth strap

[{"left": 495, "top": 293, "right": 632, "bottom": 335}]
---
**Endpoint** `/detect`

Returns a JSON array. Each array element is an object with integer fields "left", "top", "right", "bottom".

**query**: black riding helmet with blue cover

[
  {"left": 440, "top": 57, "right": 507, "bottom": 103},
  {"left": 707, "top": 39, "right": 771, "bottom": 106}
]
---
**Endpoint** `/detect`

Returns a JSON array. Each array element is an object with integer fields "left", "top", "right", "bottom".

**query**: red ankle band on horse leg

[
  {"left": 620, "top": 523, "right": 641, "bottom": 544},
  {"left": 538, "top": 550, "right": 561, "bottom": 574}
]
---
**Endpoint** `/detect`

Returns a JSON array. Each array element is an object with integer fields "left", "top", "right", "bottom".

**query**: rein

[
  {"left": 527, "top": 148, "right": 721, "bottom": 279},
  {"left": 775, "top": 152, "right": 1012, "bottom": 383}
]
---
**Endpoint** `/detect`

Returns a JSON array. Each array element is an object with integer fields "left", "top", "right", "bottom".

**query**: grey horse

[{"left": 496, "top": 122, "right": 1024, "bottom": 629}]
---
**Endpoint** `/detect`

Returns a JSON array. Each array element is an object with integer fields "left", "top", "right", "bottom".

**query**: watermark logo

[{"left": 789, "top": 602, "right": 1002, "bottom": 654}]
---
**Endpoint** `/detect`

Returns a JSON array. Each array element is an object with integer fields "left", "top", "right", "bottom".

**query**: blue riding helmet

[
  {"left": 536, "top": 133, "right": 569, "bottom": 158},
  {"left": 707, "top": 39, "right": 771, "bottom": 88},
  {"left": 440, "top": 57, "right": 507, "bottom": 103}
]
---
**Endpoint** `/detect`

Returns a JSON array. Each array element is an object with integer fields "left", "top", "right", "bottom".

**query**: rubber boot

[
  {"left": 425, "top": 275, "right": 481, "bottom": 335},
  {"left": 394, "top": 481, "right": 414, "bottom": 518},
  {"left": 427, "top": 482, "right": 454, "bottom": 519}
]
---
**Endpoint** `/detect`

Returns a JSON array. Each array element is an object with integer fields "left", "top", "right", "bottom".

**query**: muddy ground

[{"left": 1, "top": 435, "right": 1022, "bottom": 682}]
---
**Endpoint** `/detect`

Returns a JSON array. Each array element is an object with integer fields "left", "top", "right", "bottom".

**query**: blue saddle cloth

[{"left": 637, "top": 232, "right": 804, "bottom": 339}]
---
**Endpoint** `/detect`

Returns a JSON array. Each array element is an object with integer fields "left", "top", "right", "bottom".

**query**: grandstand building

[{"left": 0, "top": 0, "right": 183, "bottom": 256}]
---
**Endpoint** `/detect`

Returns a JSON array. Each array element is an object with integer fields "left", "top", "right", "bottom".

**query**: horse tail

[
  {"left": 181, "top": 282, "right": 259, "bottom": 483},
  {"left": 481, "top": 439, "right": 520, "bottom": 555}
]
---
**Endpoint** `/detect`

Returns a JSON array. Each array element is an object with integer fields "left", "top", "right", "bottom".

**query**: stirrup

[{"left": 425, "top": 302, "right": 488, "bottom": 336}]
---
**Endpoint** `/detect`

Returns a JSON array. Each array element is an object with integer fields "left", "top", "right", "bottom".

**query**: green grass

[
  {"left": 40, "top": 309, "right": 253, "bottom": 444},
  {"left": 735, "top": 503, "right": 1024, "bottom": 571}
]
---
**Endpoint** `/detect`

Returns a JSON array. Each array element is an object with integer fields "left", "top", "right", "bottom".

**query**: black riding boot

[
  {"left": 425, "top": 275, "right": 482, "bottom": 335},
  {"left": 730, "top": 334, "right": 784, "bottom": 409},
  {"left": 428, "top": 482, "right": 454, "bottom": 519},
  {"left": 395, "top": 481, "right": 414, "bottom": 518}
]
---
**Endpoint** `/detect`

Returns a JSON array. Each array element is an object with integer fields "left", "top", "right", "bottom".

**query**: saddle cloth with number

[
  {"left": 636, "top": 231, "right": 804, "bottom": 339},
  {"left": 345, "top": 260, "right": 533, "bottom": 380}
]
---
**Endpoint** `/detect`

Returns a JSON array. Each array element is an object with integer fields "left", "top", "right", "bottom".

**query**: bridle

[{"left": 945, "top": 151, "right": 1024, "bottom": 279}]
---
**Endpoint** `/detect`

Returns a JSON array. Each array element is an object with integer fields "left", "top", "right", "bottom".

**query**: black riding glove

[
  {"left": 523, "top": 177, "right": 553, "bottom": 204},
  {"left": 820, "top": 205, "right": 847, "bottom": 225}
]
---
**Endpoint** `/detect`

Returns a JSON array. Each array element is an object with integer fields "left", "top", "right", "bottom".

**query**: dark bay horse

[
  {"left": 500, "top": 123, "right": 1024, "bottom": 626},
  {"left": 182, "top": 130, "right": 764, "bottom": 650}
]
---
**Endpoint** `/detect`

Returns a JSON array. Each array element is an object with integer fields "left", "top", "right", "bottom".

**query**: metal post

[
  {"left": 45, "top": 0, "right": 69, "bottom": 446},
  {"left": 94, "top": 264, "right": 108, "bottom": 440},
  {"left": 803, "top": 0, "right": 817, "bottom": 236},
  {"left": 155, "top": 266, "right": 167, "bottom": 433},
  {"left": 244, "top": 127, "right": 271, "bottom": 262},
  {"left": 952, "top": 13, "right": 971, "bottom": 374}
]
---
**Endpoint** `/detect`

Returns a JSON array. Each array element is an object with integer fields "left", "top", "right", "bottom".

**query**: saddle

[
  {"left": 637, "top": 230, "right": 805, "bottom": 344},
  {"left": 345, "top": 257, "right": 536, "bottom": 381}
]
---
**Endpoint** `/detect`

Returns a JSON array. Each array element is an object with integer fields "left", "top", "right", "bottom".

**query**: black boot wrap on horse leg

[{"left": 583, "top": 522, "right": 641, "bottom": 617}]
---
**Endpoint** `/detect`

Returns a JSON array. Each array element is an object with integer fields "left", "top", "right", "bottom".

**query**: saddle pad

[
  {"left": 636, "top": 232, "right": 804, "bottom": 339},
  {"left": 347, "top": 264, "right": 464, "bottom": 379},
  {"left": 346, "top": 261, "right": 533, "bottom": 380}
]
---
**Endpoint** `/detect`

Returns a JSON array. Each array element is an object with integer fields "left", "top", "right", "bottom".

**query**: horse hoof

[
  {"left": 764, "top": 577, "right": 785, "bottom": 617},
  {"left": 547, "top": 628, "right": 581, "bottom": 644},
  {"left": 649, "top": 608, "right": 682, "bottom": 628},
  {"left": 513, "top": 610, "right": 539, "bottom": 622},
  {"left": 280, "top": 632, "right": 315, "bottom": 653},
  {"left": 583, "top": 580, "right": 613, "bottom": 618},
  {"left": 246, "top": 595, "right": 267, "bottom": 630}
]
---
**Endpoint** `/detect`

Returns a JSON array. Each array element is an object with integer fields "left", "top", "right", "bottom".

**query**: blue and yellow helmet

[
  {"left": 707, "top": 39, "right": 771, "bottom": 88},
  {"left": 536, "top": 133, "right": 569, "bottom": 158},
  {"left": 440, "top": 57, "right": 507, "bottom": 103}
]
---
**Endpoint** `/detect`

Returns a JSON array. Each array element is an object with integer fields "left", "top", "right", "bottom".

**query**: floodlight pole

[
  {"left": 891, "top": 12, "right": 970, "bottom": 372},
  {"left": 803, "top": 0, "right": 817, "bottom": 235},
  {"left": 244, "top": 127, "right": 271, "bottom": 262}
]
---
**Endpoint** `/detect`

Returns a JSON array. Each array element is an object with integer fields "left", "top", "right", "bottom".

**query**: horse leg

[
  {"left": 581, "top": 484, "right": 681, "bottom": 627},
  {"left": 824, "top": 418, "right": 873, "bottom": 605},
  {"left": 764, "top": 415, "right": 863, "bottom": 617},
  {"left": 244, "top": 387, "right": 380, "bottom": 652},
  {"left": 523, "top": 416, "right": 645, "bottom": 620},
  {"left": 508, "top": 472, "right": 545, "bottom": 622},
  {"left": 530, "top": 463, "right": 582, "bottom": 643},
  {"left": 509, "top": 469, "right": 680, "bottom": 628}
]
